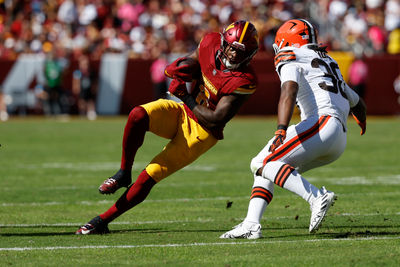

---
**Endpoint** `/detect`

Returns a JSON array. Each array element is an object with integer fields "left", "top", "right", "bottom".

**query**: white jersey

[{"left": 274, "top": 45, "right": 359, "bottom": 128}]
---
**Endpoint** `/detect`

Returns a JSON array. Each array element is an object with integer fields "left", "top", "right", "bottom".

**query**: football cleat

[
  {"left": 309, "top": 186, "right": 337, "bottom": 233},
  {"left": 75, "top": 216, "right": 110, "bottom": 235},
  {"left": 219, "top": 221, "right": 262, "bottom": 239},
  {"left": 99, "top": 169, "right": 131, "bottom": 194}
]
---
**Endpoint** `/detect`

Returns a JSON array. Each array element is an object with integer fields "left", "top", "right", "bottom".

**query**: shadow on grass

[
  {"left": 0, "top": 221, "right": 400, "bottom": 239},
  {"left": 262, "top": 224, "right": 400, "bottom": 240},
  {"left": 0, "top": 226, "right": 170, "bottom": 237},
  {"left": 1, "top": 224, "right": 400, "bottom": 239}
]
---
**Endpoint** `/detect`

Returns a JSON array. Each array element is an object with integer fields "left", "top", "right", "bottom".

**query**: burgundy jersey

[{"left": 185, "top": 32, "right": 257, "bottom": 139}]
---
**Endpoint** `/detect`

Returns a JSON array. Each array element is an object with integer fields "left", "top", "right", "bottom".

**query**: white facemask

[{"left": 222, "top": 57, "right": 240, "bottom": 70}]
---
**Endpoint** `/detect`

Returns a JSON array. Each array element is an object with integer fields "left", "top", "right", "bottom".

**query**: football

[{"left": 177, "top": 57, "right": 201, "bottom": 80}]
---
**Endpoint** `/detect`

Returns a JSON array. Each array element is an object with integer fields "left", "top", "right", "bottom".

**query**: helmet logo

[
  {"left": 225, "top": 23, "right": 235, "bottom": 32},
  {"left": 289, "top": 21, "right": 297, "bottom": 29}
]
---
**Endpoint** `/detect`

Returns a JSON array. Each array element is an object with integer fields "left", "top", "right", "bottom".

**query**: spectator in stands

[
  {"left": 150, "top": 53, "right": 168, "bottom": 100},
  {"left": 72, "top": 53, "right": 98, "bottom": 120},
  {"left": 394, "top": 74, "right": 400, "bottom": 109},
  {"left": 43, "top": 50, "right": 63, "bottom": 115},
  {"left": 368, "top": 26, "right": 387, "bottom": 54},
  {"left": 384, "top": 0, "right": 400, "bottom": 32},
  {"left": 387, "top": 27, "right": 400, "bottom": 54},
  {"left": 348, "top": 52, "right": 369, "bottom": 98},
  {"left": 0, "top": 0, "right": 399, "bottom": 61},
  {"left": 0, "top": 89, "right": 8, "bottom": 121}
]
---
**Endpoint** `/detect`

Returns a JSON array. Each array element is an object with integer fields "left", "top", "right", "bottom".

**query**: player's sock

[
  {"left": 121, "top": 106, "right": 149, "bottom": 171},
  {"left": 261, "top": 161, "right": 320, "bottom": 204},
  {"left": 244, "top": 175, "right": 274, "bottom": 224},
  {"left": 99, "top": 170, "right": 156, "bottom": 223}
]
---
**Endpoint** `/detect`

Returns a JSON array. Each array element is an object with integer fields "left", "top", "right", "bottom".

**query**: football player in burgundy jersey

[
  {"left": 220, "top": 19, "right": 367, "bottom": 239},
  {"left": 76, "top": 20, "right": 259, "bottom": 234}
]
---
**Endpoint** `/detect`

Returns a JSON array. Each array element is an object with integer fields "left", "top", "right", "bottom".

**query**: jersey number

[
  {"left": 196, "top": 85, "right": 210, "bottom": 107},
  {"left": 311, "top": 58, "right": 347, "bottom": 99}
]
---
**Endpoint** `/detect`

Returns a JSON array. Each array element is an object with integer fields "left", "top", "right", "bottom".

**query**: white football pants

[
  {"left": 251, "top": 115, "right": 347, "bottom": 176},
  {"left": 244, "top": 115, "right": 347, "bottom": 224}
]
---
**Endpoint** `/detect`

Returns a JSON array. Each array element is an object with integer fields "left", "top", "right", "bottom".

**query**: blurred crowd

[
  {"left": 1, "top": 0, "right": 400, "bottom": 62},
  {"left": 1, "top": 0, "right": 400, "bottom": 121}
]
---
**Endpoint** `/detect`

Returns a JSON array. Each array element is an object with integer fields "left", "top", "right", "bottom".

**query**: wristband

[
  {"left": 180, "top": 94, "right": 198, "bottom": 110},
  {"left": 277, "top": 124, "right": 288, "bottom": 131}
]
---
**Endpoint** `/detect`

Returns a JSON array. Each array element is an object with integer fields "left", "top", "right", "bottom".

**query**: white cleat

[
  {"left": 309, "top": 186, "right": 337, "bottom": 233},
  {"left": 220, "top": 221, "right": 262, "bottom": 239}
]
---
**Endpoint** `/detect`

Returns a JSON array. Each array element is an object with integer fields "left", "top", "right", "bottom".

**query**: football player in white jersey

[{"left": 220, "top": 19, "right": 367, "bottom": 239}]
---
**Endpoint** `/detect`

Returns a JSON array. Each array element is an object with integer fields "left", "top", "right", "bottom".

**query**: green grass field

[{"left": 1, "top": 115, "right": 400, "bottom": 266}]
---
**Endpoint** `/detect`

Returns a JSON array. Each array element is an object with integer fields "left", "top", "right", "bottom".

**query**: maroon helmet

[{"left": 219, "top": 20, "right": 259, "bottom": 69}]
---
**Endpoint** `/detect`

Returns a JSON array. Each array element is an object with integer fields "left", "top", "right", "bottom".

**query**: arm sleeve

[
  {"left": 279, "top": 64, "right": 301, "bottom": 85},
  {"left": 343, "top": 83, "right": 360, "bottom": 108}
]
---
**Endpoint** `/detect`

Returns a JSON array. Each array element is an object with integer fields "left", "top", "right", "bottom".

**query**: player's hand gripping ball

[
  {"left": 165, "top": 57, "right": 201, "bottom": 82},
  {"left": 168, "top": 79, "right": 188, "bottom": 98}
]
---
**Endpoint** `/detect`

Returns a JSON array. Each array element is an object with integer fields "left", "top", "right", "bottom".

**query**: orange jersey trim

[
  {"left": 264, "top": 116, "right": 331, "bottom": 164},
  {"left": 274, "top": 51, "right": 296, "bottom": 68}
]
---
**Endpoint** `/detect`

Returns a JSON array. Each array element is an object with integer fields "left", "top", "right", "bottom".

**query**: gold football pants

[{"left": 141, "top": 99, "right": 218, "bottom": 182}]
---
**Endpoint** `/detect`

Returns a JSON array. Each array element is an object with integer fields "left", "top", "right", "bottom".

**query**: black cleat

[
  {"left": 99, "top": 169, "right": 132, "bottom": 194},
  {"left": 75, "top": 216, "right": 110, "bottom": 235}
]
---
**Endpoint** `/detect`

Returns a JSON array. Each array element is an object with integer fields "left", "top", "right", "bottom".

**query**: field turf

[{"left": 1, "top": 116, "right": 400, "bottom": 266}]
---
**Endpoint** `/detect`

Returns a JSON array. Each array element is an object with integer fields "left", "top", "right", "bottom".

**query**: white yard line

[
  {"left": 1, "top": 236, "right": 400, "bottom": 251},
  {"left": 0, "top": 196, "right": 249, "bottom": 207},
  {"left": 0, "top": 218, "right": 214, "bottom": 228},
  {"left": 18, "top": 162, "right": 217, "bottom": 172}
]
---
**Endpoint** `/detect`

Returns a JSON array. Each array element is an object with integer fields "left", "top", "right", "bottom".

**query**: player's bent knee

[
  {"left": 129, "top": 106, "right": 149, "bottom": 124},
  {"left": 250, "top": 157, "right": 263, "bottom": 175}
]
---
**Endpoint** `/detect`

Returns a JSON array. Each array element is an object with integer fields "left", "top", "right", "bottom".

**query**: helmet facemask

[
  {"left": 272, "top": 39, "right": 285, "bottom": 55},
  {"left": 220, "top": 37, "right": 255, "bottom": 70}
]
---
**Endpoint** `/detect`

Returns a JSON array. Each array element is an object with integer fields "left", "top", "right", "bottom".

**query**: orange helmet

[{"left": 273, "top": 19, "right": 318, "bottom": 54}]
